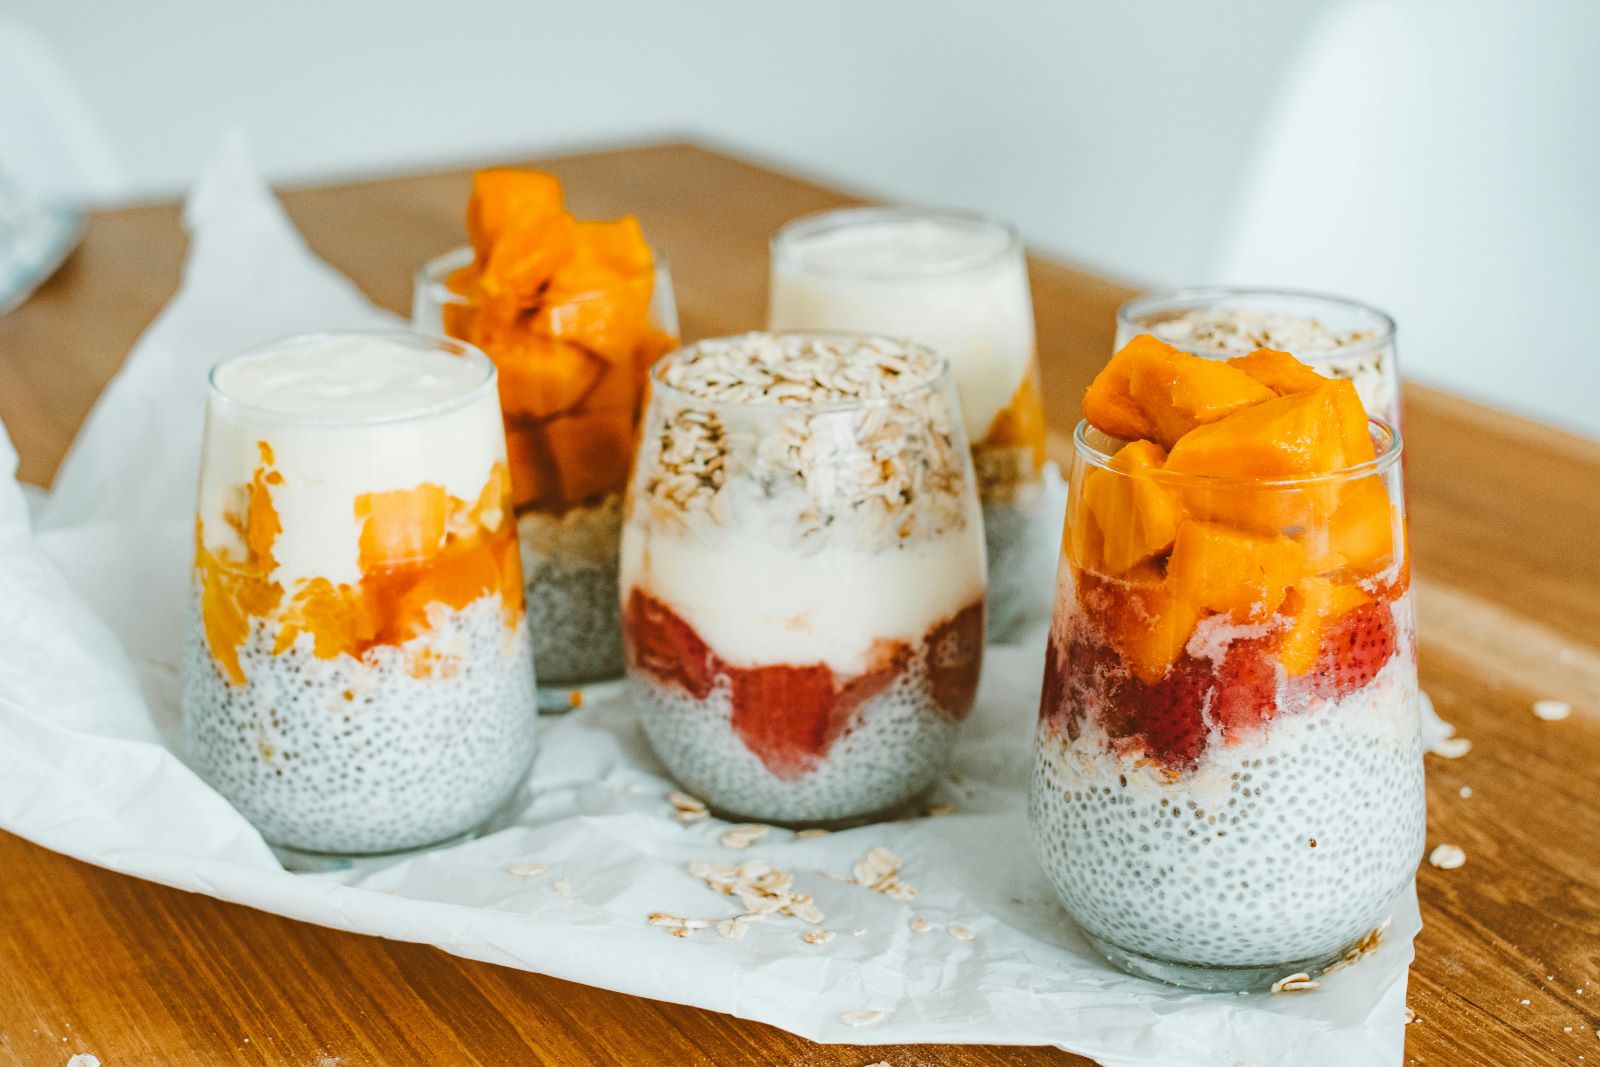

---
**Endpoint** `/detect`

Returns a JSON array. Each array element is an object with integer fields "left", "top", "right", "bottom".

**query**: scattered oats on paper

[
  {"left": 1271, "top": 972, "right": 1322, "bottom": 993},
  {"left": 719, "top": 824, "right": 770, "bottom": 850},
  {"left": 839, "top": 1010, "right": 885, "bottom": 1028},
  {"left": 505, "top": 862, "right": 548, "bottom": 878},
  {"left": 1428, "top": 844, "right": 1467, "bottom": 870}
]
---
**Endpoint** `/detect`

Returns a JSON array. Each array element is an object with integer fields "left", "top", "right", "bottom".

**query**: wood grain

[{"left": 1, "top": 142, "right": 1596, "bottom": 1066}]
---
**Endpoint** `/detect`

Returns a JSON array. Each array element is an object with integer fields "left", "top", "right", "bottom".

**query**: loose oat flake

[
  {"left": 505, "top": 862, "right": 548, "bottom": 878},
  {"left": 1321, "top": 918, "right": 1390, "bottom": 975},
  {"left": 924, "top": 803, "right": 957, "bottom": 817},
  {"left": 1534, "top": 699, "right": 1573, "bottom": 721},
  {"left": 719, "top": 824, "right": 770, "bottom": 849},
  {"left": 1429, "top": 844, "right": 1467, "bottom": 870},
  {"left": 668, "top": 791, "right": 709, "bottom": 823},
  {"left": 795, "top": 827, "right": 831, "bottom": 839},
  {"left": 908, "top": 916, "right": 932, "bottom": 935},
  {"left": 551, "top": 879, "right": 576, "bottom": 898},
  {"left": 1404, "top": 1007, "right": 1418, "bottom": 1024},
  {"left": 851, "top": 846, "right": 918, "bottom": 902},
  {"left": 1428, "top": 736, "right": 1472, "bottom": 759},
  {"left": 839, "top": 1010, "right": 885, "bottom": 1028},
  {"left": 801, "top": 929, "right": 836, "bottom": 945},
  {"left": 1271, "top": 973, "right": 1321, "bottom": 993},
  {"left": 946, "top": 924, "right": 977, "bottom": 942}
]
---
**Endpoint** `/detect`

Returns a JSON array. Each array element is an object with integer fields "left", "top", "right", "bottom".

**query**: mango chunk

[
  {"left": 1277, "top": 576, "right": 1373, "bottom": 675},
  {"left": 1167, "top": 520, "right": 1307, "bottom": 621},
  {"left": 1084, "top": 334, "right": 1274, "bottom": 447},
  {"left": 543, "top": 412, "right": 636, "bottom": 506},
  {"left": 1313, "top": 475, "right": 1397, "bottom": 577},
  {"left": 1227, "top": 348, "right": 1328, "bottom": 395},
  {"left": 494, "top": 335, "right": 608, "bottom": 420},
  {"left": 1119, "top": 565, "right": 1200, "bottom": 685},
  {"left": 481, "top": 210, "right": 576, "bottom": 300},
  {"left": 355, "top": 484, "right": 448, "bottom": 569},
  {"left": 1079, "top": 440, "right": 1181, "bottom": 575},
  {"left": 466, "top": 169, "right": 564, "bottom": 256}
]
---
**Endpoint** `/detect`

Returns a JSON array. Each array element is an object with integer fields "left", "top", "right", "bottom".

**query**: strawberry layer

[
  {"left": 1040, "top": 587, "right": 1413, "bottom": 773},
  {"left": 624, "top": 589, "right": 982, "bottom": 780}
]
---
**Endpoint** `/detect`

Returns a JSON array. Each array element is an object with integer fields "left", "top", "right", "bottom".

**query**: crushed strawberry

[{"left": 1307, "top": 602, "right": 1397, "bottom": 699}]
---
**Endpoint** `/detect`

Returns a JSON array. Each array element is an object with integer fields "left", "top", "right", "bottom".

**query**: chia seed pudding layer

[
  {"left": 183, "top": 593, "right": 538, "bottom": 856},
  {"left": 1030, "top": 648, "right": 1424, "bottom": 970},
  {"left": 518, "top": 494, "right": 626, "bottom": 689},
  {"left": 630, "top": 627, "right": 968, "bottom": 825}
]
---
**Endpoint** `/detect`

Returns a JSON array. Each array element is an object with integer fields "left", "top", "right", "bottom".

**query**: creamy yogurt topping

[
  {"left": 769, "top": 216, "right": 1035, "bottom": 442},
  {"left": 620, "top": 508, "right": 984, "bottom": 675},
  {"left": 200, "top": 334, "right": 505, "bottom": 587}
]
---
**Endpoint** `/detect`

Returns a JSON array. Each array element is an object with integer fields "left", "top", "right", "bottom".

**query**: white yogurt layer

[
  {"left": 199, "top": 334, "right": 505, "bottom": 587},
  {"left": 620, "top": 510, "right": 985, "bottom": 676},
  {"left": 769, "top": 217, "right": 1035, "bottom": 442}
]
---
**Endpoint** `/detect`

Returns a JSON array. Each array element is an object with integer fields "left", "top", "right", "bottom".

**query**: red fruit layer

[
  {"left": 1040, "top": 607, "right": 1398, "bottom": 773},
  {"left": 623, "top": 590, "right": 982, "bottom": 781}
]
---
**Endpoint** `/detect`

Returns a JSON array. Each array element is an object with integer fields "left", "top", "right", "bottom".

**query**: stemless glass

[
  {"left": 182, "top": 331, "right": 538, "bottom": 865},
  {"left": 1031, "top": 417, "right": 1423, "bottom": 991},
  {"left": 416, "top": 247, "right": 678, "bottom": 710},
  {"left": 620, "top": 332, "right": 987, "bottom": 826},
  {"left": 768, "top": 207, "right": 1046, "bottom": 636},
  {"left": 1116, "top": 287, "right": 1401, "bottom": 428}
]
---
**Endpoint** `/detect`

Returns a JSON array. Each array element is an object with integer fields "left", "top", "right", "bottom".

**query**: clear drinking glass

[
  {"left": 768, "top": 207, "right": 1046, "bottom": 636},
  {"left": 1031, "top": 416, "right": 1423, "bottom": 991},
  {"left": 621, "top": 332, "right": 987, "bottom": 826},
  {"left": 182, "top": 331, "right": 538, "bottom": 864},
  {"left": 1116, "top": 287, "right": 1401, "bottom": 428},
  {"left": 416, "top": 247, "right": 678, "bottom": 710}
]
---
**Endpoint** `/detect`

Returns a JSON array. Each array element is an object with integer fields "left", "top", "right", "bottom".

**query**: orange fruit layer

[
  {"left": 979, "top": 357, "right": 1048, "bottom": 472},
  {"left": 443, "top": 169, "right": 675, "bottom": 516},
  {"left": 1069, "top": 336, "right": 1405, "bottom": 681},
  {"left": 197, "top": 452, "right": 523, "bottom": 686}
]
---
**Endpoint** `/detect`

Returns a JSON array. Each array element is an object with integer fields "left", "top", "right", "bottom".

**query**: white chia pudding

[
  {"left": 1030, "top": 637, "right": 1425, "bottom": 985},
  {"left": 620, "top": 333, "right": 986, "bottom": 825},
  {"left": 184, "top": 594, "right": 537, "bottom": 855}
]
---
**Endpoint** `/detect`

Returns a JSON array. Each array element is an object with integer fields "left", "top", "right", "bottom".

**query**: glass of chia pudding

[
  {"left": 768, "top": 207, "right": 1047, "bottom": 637},
  {"left": 415, "top": 168, "right": 679, "bottom": 712},
  {"left": 621, "top": 332, "right": 987, "bottom": 826},
  {"left": 1031, "top": 333, "right": 1424, "bottom": 991},
  {"left": 1116, "top": 287, "right": 1401, "bottom": 429},
  {"left": 182, "top": 331, "right": 539, "bottom": 865}
]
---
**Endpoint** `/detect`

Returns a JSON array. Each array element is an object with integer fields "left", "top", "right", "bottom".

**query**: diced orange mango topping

[
  {"left": 1226, "top": 348, "right": 1329, "bottom": 395},
  {"left": 444, "top": 169, "right": 675, "bottom": 515},
  {"left": 1073, "top": 337, "right": 1405, "bottom": 679},
  {"left": 1076, "top": 440, "right": 1180, "bottom": 575},
  {"left": 1083, "top": 334, "right": 1273, "bottom": 448},
  {"left": 1166, "top": 520, "right": 1306, "bottom": 622}
]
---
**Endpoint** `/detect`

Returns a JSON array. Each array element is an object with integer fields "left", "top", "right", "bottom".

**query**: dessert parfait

[
  {"left": 621, "top": 332, "right": 987, "bottom": 825},
  {"left": 1031, "top": 334, "right": 1423, "bottom": 991},
  {"left": 416, "top": 169, "right": 678, "bottom": 709},
  {"left": 1117, "top": 287, "right": 1401, "bottom": 427},
  {"left": 768, "top": 207, "right": 1047, "bottom": 635},
  {"left": 182, "top": 332, "right": 538, "bottom": 861}
]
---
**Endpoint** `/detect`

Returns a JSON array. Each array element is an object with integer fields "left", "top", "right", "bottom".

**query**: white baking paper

[{"left": 0, "top": 135, "right": 1422, "bottom": 1067}]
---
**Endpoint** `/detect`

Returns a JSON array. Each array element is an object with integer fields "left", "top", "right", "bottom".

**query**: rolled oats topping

[
  {"left": 1149, "top": 308, "right": 1376, "bottom": 356},
  {"left": 637, "top": 333, "right": 970, "bottom": 548}
]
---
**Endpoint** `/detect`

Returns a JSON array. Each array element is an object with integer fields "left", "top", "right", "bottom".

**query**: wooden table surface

[{"left": 1, "top": 142, "right": 1596, "bottom": 1067}]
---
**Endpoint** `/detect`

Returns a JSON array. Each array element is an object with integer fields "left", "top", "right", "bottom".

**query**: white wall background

[{"left": 8, "top": 0, "right": 1599, "bottom": 436}]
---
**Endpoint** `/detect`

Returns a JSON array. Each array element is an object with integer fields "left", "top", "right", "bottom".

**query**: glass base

[
  {"left": 1086, "top": 932, "right": 1343, "bottom": 993},
  {"left": 703, "top": 783, "right": 934, "bottom": 832},
  {"left": 538, "top": 675, "right": 626, "bottom": 714},
  {"left": 269, "top": 824, "right": 483, "bottom": 874}
]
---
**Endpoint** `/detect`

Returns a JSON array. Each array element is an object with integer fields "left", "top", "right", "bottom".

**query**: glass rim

[
  {"left": 1117, "top": 286, "right": 1397, "bottom": 362},
  {"left": 769, "top": 205, "right": 1023, "bottom": 282},
  {"left": 1073, "top": 416, "right": 1403, "bottom": 488},
  {"left": 207, "top": 329, "right": 498, "bottom": 428},
  {"left": 648, "top": 330, "right": 957, "bottom": 414},
  {"left": 416, "top": 244, "right": 672, "bottom": 309}
]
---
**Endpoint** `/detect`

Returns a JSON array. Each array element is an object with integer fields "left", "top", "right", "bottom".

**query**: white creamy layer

[
  {"left": 769, "top": 218, "right": 1035, "bottom": 443},
  {"left": 620, "top": 513, "right": 986, "bottom": 676},
  {"left": 200, "top": 335, "right": 505, "bottom": 587}
]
